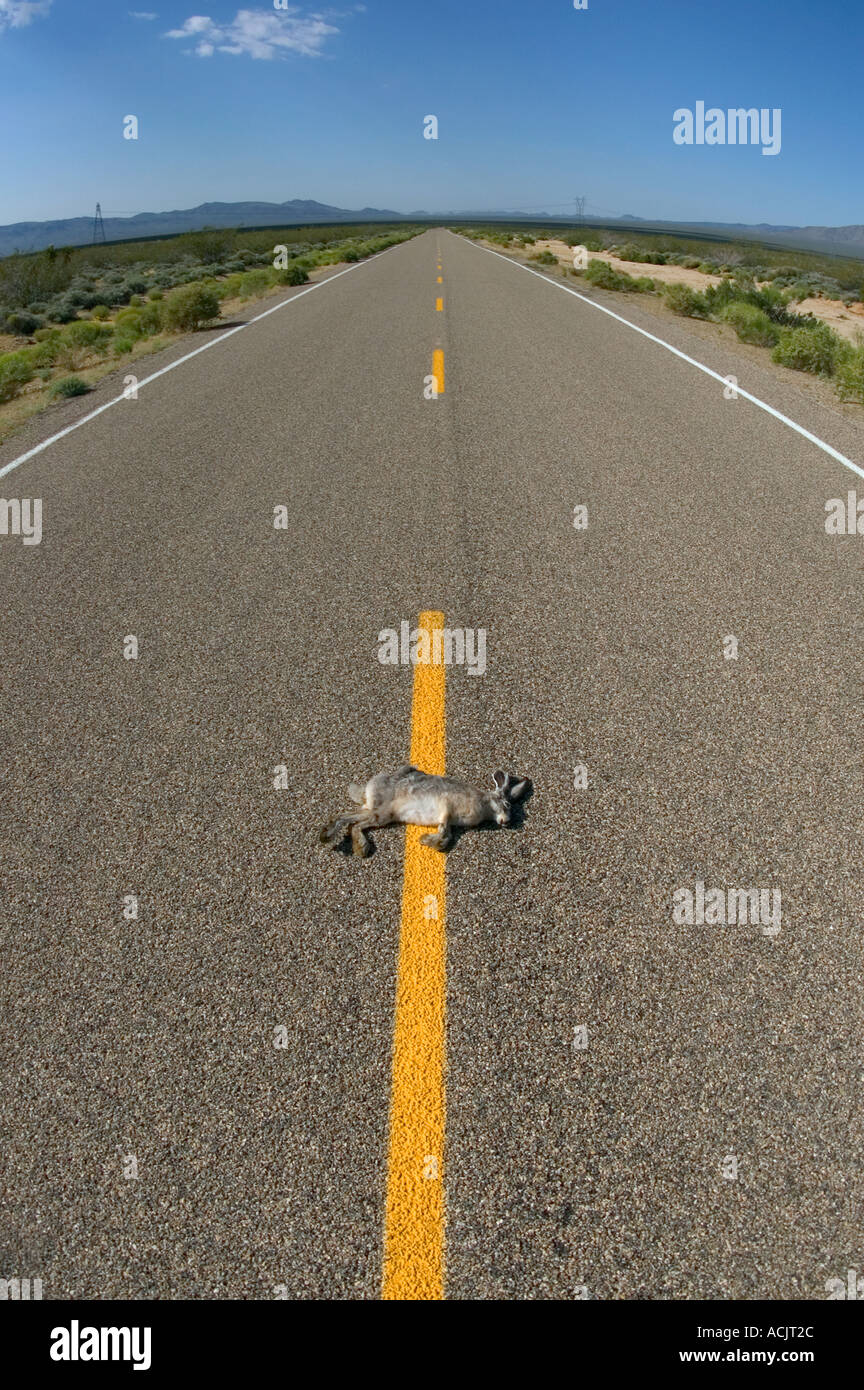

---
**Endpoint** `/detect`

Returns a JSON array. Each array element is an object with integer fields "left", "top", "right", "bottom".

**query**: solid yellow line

[
  {"left": 382, "top": 610, "right": 447, "bottom": 1301},
  {"left": 432, "top": 349, "right": 445, "bottom": 395},
  {"left": 435, "top": 297, "right": 443, "bottom": 311}
]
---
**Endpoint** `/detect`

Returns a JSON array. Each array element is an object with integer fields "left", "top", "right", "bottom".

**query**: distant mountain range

[
  {"left": 0, "top": 199, "right": 407, "bottom": 258},
  {"left": 2, "top": 198, "right": 864, "bottom": 262}
]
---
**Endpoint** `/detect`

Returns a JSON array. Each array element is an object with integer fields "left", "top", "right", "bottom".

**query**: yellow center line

[
  {"left": 382, "top": 610, "right": 447, "bottom": 1301},
  {"left": 432, "top": 349, "right": 445, "bottom": 395},
  {"left": 435, "top": 296, "right": 443, "bottom": 311},
  {"left": 436, "top": 275, "right": 443, "bottom": 283}
]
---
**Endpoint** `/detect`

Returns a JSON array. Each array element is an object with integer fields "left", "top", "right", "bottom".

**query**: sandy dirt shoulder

[{"left": 531, "top": 237, "right": 864, "bottom": 344}]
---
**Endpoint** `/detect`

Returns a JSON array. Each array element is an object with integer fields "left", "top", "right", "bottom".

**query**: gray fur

[{"left": 320, "top": 765, "right": 531, "bottom": 856}]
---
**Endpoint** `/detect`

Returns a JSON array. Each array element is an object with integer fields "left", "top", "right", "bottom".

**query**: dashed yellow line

[
  {"left": 432, "top": 349, "right": 445, "bottom": 395},
  {"left": 436, "top": 296, "right": 443, "bottom": 311},
  {"left": 382, "top": 610, "right": 448, "bottom": 1301},
  {"left": 436, "top": 275, "right": 443, "bottom": 283}
]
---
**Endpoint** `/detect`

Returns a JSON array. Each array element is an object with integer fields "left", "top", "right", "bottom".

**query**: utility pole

[{"left": 92, "top": 203, "right": 106, "bottom": 244}]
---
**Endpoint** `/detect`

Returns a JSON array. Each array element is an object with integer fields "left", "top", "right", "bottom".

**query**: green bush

[
  {"left": 582, "top": 258, "right": 653, "bottom": 293},
  {"left": 138, "top": 302, "right": 164, "bottom": 334},
  {"left": 529, "top": 250, "right": 558, "bottom": 265},
  {"left": 717, "top": 302, "right": 780, "bottom": 346},
  {"left": 664, "top": 283, "right": 707, "bottom": 316},
  {"left": 113, "top": 308, "right": 145, "bottom": 340},
  {"left": 90, "top": 304, "right": 112, "bottom": 320},
  {"left": 63, "top": 319, "right": 112, "bottom": 349},
  {"left": 5, "top": 309, "right": 43, "bottom": 335},
  {"left": 237, "top": 268, "right": 274, "bottom": 296},
  {"left": 771, "top": 322, "right": 846, "bottom": 376},
  {"left": 162, "top": 284, "right": 220, "bottom": 331},
  {"left": 112, "top": 337, "right": 135, "bottom": 357},
  {"left": 0, "top": 350, "right": 35, "bottom": 402},
  {"left": 49, "top": 376, "right": 91, "bottom": 398},
  {"left": 45, "top": 299, "right": 79, "bottom": 324},
  {"left": 835, "top": 346, "right": 864, "bottom": 404},
  {"left": 279, "top": 264, "right": 310, "bottom": 286},
  {"left": 148, "top": 289, "right": 164, "bottom": 301},
  {"left": 215, "top": 273, "right": 245, "bottom": 301},
  {"left": 616, "top": 244, "right": 667, "bottom": 264},
  {"left": 584, "top": 258, "right": 628, "bottom": 290},
  {"left": 23, "top": 339, "right": 60, "bottom": 368}
]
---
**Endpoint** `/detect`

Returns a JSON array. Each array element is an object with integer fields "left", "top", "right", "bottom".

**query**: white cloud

[
  {"left": 165, "top": 7, "right": 338, "bottom": 59},
  {"left": 0, "top": 0, "right": 52, "bottom": 30}
]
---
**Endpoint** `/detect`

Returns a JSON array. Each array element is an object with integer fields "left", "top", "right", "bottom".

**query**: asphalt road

[{"left": 2, "top": 228, "right": 863, "bottom": 1301}]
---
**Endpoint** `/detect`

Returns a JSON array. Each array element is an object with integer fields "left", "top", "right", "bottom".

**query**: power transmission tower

[
  {"left": 574, "top": 195, "right": 586, "bottom": 226},
  {"left": 92, "top": 203, "right": 106, "bottom": 244}
]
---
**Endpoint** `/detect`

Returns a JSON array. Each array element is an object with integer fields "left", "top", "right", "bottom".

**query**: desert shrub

[
  {"left": 63, "top": 320, "right": 112, "bottom": 349},
  {"left": 90, "top": 304, "right": 112, "bottom": 320},
  {"left": 45, "top": 298, "right": 80, "bottom": 324},
  {"left": 718, "top": 301, "right": 779, "bottom": 346},
  {"left": 584, "top": 258, "right": 628, "bottom": 290},
  {"left": 137, "top": 302, "right": 164, "bottom": 334},
  {"left": 237, "top": 268, "right": 275, "bottom": 296},
  {"left": 279, "top": 264, "right": 309, "bottom": 286},
  {"left": 23, "top": 339, "right": 60, "bottom": 368},
  {"left": 113, "top": 308, "right": 145, "bottom": 340},
  {"left": 529, "top": 250, "right": 558, "bottom": 265},
  {"left": 162, "top": 284, "right": 220, "bottom": 331},
  {"left": 697, "top": 262, "right": 716, "bottom": 275},
  {"left": 0, "top": 248, "right": 76, "bottom": 309},
  {"left": 27, "top": 301, "right": 48, "bottom": 314},
  {"left": 771, "top": 322, "right": 847, "bottom": 375},
  {"left": 617, "top": 244, "right": 666, "bottom": 264},
  {"left": 148, "top": 289, "right": 164, "bottom": 301},
  {"left": 65, "top": 287, "right": 93, "bottom": 308},
  {"left": 342, "top": 248, "right": 360, "bottom": 262},
  {"left": 33, "top": 326, "right": 60, "bottom": 343},
  {"left": 632, "top": 276, "right": 655, "bottom": 292},
  {"left": 214, "top": 273, "right": 244, "bottom": 301},
  {"left": 683, "top": 257, "right": 701, "bottom": 269},
  {"left": 0, "top": 350, "right": 35, "bottom": 401},
  {"left": 128, "top": 294, "right": 144, "bottom": 308},
  {"left": 5, "top": 309, "right": 43, "bottom": 335},
  {"left": 112, "top": 337, "right": 135, "bottom": 357},
  {"left": 835, "top": 346, "right": 864, "bottom": 404},
  {"left": 664, "top": 283, "right": 708, "bottom": 316},
  {"left": 49, "top": 376, "right": 91, "bottom": 398}
]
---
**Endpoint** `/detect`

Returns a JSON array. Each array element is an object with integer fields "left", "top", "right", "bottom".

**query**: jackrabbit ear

[
  {"left": 493, "top": 770, "right": 508, "bottom": 790},
  {"left": 509, "top": 777, "right": 530, "bottom": 802}
]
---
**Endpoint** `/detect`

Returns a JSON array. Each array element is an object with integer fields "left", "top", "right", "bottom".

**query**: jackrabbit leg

[
  {"left": 320, "top": 809, "right": 381, "bottom": 853},
  {"left": 421, "top": 816, "right": 454, "bottom": 852}
]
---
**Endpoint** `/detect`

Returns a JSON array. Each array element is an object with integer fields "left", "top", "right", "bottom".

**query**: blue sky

[{"left": 0, "top": 0, "right": 861, "bottom": 227}]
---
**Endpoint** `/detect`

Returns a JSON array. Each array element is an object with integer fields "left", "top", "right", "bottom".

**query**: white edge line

[
  {"left": 0, "top": 248, "right": 397, "bottom": 482},
  {"left": 454, "top": 231, "right": 864, "bottom": 483}
]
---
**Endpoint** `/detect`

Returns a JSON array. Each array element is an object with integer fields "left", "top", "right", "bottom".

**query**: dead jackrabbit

[{"left": 320, "top": 765, "right": 531, "bottom": 856}]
